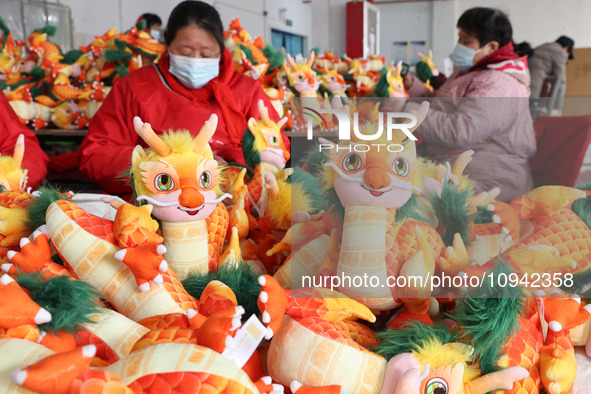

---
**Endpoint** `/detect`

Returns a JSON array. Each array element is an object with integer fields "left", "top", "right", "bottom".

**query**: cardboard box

[
  {"left": 562, "top": 97, "right": 591, "bottom": 116},
  {"left": 565, "top": 48, "right": 591, "bottom": 97}
]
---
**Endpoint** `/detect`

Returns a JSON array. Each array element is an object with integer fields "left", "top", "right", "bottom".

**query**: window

[
  {"left": 0, "top": 0, "right": 73, "bottom": 51},
  {"left": 271, "top": 29, "right": 305, "bottom": 57},
  {"left": 391, "top": 40, "right": 427, "bottom": 65}
]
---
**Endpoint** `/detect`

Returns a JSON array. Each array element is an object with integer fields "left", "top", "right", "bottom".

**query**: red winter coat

[
  {"left": 79, "top": 49, "right": 288, "bottom": 195},
  {"left": 0, "top": 94, "right": 48, "bottom": 189}
]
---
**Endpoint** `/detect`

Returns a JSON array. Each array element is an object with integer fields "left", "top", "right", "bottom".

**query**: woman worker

[
  {"left": 396, "top": 7, "right": 536, "bottom": 202},
  {"left": 79, "top": 1, "right": 288, "bottom": 196}
]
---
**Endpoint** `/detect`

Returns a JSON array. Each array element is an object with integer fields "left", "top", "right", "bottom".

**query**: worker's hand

[
  {"left": 380, "top": 97, "right": 407, "bottom": 113},
  {"left": 403, "top": 72, "right": 414, "bottom": 90}
]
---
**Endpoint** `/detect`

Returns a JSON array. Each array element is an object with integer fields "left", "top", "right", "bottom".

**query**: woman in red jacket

[
  {"left": 0, "top": 93, "right": 48, "bottom": 190},
  {"left": 79, "top": 1, "right": 288, "bottom": 196}
]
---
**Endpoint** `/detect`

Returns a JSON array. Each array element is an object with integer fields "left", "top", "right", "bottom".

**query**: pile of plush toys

[
  {"left": 1, "top": 92, "right": 591, "bottom": 393},
  {"left": 223, "top": 18, "right": 439, "bottom": 130},
  {"left": 0, "top": 17, "right": 164, "bottom": 130},
  {"left": 0, "top": 15, "right": 440, "bottom": 132}
]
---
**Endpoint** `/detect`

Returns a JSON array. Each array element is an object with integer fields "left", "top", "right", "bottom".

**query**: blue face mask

[
  {"left": 168, "top": 52, "right": 220, "bottom": 90},
  {"left": 451, "top": 43, "right": 484, "bottom": 72},
  {"left": 150, "top": 30, "right": 160, "bottom": 41}
]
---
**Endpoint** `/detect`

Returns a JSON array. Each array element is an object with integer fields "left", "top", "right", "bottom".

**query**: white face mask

[
  {"left": 150, "top": 30, "right": 160, "bottom": 41},
  {"left": 451, "top": 43, "right": 485, "bottom": 72},
  {"left": 168, "top": 52, "right": 220, "bottom": 90}
]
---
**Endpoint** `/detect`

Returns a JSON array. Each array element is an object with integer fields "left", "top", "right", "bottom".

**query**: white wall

[
  {"left": 378, "top": 1, "right": 433, "bottom": 62},
  {"left": 44, "top": 0, "right": 591, "bottom": 65},
  {"left": 56, "top": 0, "right": 312, "bottom": 51},
  {"left": 310, "top": 0, "right": 349, "bottom": 57},
  {"left": 58, "top": 0, "right": 177, "bottom": 48},
  {"left": 455, "top": 0, "right": 591, "bottom": 49},
  {"left": 376, "top": 0, "right": 591, "bottom": 74}
]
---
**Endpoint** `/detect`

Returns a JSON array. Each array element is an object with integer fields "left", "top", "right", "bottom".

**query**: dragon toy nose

[
  {"left": 179, "top": 187, "right": 204, "bottom": 208},
  {"left": 364, "top": 167, "right": 390, "bottom": 190}
]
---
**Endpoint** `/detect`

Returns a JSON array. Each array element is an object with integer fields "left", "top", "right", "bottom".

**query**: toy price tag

[{"left": 221, "top": 314, "right": 266, "bottom": 368}]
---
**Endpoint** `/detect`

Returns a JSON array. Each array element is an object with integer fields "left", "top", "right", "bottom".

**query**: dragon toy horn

[
  {"left": 286, "top": 53, "right": 298, "bottom": 69},
  {"left": 276, "top": 117, "right": 288, "bottom": 129},
  {"left": 133, "top": 116, "right": 172, "bottom": 157},
  {"left": 451, "top": 150, "right": 474, "bottom": 177},
  {"left": 307, "top": 51, "right": 316, "bottom": 68},
  {"left": 406, "top": 101, "right": 430, "bottom": 134},
  {"left": 389, "top": 101, "right": 430, "bottom": 144},
  {"left": 257, "top": 99, "right": 274, "bottom": 128},
  {"left": 193, "top": 114, "right": 219, "bottom": 149},
  {"left": 13, "top": 134, "right": 25, "bottom": 168},
  {"left": 395, "top": 60, "right": 403, "bottom": 76}
]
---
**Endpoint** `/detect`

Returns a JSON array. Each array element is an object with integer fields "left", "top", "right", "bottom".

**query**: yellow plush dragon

[{"left": 0, "top": 134, "right": 34, "bottom": 254}]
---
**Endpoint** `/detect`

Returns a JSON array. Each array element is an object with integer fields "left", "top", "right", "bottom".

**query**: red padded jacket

[{"left": 78, "top": 49, "right": 288, "bottom": 195}]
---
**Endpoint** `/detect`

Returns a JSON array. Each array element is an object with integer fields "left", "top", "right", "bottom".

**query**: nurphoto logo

[{"left": 303, "top": 106, "right": 418, "bottom": 152}]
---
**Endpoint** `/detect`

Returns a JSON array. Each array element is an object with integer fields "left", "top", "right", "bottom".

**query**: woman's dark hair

[
  {"left": 514, "top": 41, "right": 534, "bottom": 58},
  {"left": 457, "top": 7, "right": 513, "bottom": 48},
  {"left": 164, "top": 1, "right": 225, "bottom": 53},
  {"left": 139, "top": 13, "right": 162, "bottom": 30}
]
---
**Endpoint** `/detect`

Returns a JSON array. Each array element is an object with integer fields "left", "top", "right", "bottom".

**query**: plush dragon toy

[{"left": 0, "top": 135, "right": 35, "bottom": 256}]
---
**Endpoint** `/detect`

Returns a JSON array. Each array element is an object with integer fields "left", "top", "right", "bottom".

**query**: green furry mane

[
  {"left": 0, "top": 16, "right": 9, "bottom": 50},
  {"left": 300, "top": 148, "right": 329, "bottom": 178},
  {"left": 560, "top": 269, "right": 591, "bottom": 296},
  {"left": 238, "top": 44, "right": 256, "bottom": 65},
  {"left": 396, "top": 194, "right": 430, "bottom": 224},
  {"left": 449, "top": 261, "right": 525, "bottom": 375},
  {"left": 33, "top": 26, "right": 57, "bottom": 36},
  {"left": 60, "top": 49, "right": 84, "bottom": 64},
  {"left": 26, "top": 186, "right": 70, "bottom": 229},
  {"left": 17, "top": 273, "right": 102, "bottom": 333},
  {"left": 474, "top": 205, "right": 494, "bottom": 224},
  {"left": 262, "top": 45, "right": 285, "bottom": 74},
  {"left": 572, "top": 194, "right": 591, "bottom": 229},
  {"left": 242, "top": 129, "right": 261, "bottom": 169},
  {"left": 182, "top": 264, "right": 262, "bottom": 319},
  {"left": 430, "top": 182, "right": 473, "bottom": 246},
  {"left": 290, "top": 168, "right": 325, "bottom": 214},
  {"left": 415, "top": 61, "right": 433, "bottom": 83},
  {"left": 374, "top": 262, "right": 525, "bottom": 376},
  {"left": 372, "top": 68, "right": 389, "bottom": 98},
  {"left": 104, "top": 48, "right": 132, "bottom": 62},
  {"left": 373, "top": 322, "right": 454, "bottom": 359}
]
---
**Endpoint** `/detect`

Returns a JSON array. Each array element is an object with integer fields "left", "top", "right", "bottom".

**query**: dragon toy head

[
  {"left": 283, "top": 52, "right": 320, "bottom": 95},
  {"left": 321, "top": 101, "right": 429, "bottom": 210},
  {"left": 243, "top": 99, "right": 289, "bottom": 170},
  {"left": 130, "top": 114, "right": 229, "bottom": 222}
]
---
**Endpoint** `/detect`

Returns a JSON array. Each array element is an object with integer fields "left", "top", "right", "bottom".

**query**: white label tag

[{"left": 221, "top": 314, "right": 267, "bottom": 368}]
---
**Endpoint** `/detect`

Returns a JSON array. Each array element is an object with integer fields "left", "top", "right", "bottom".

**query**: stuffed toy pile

[
  {"left": 0, "top": 16, "right": 437, "bottom": 132},
  {"left": 223, "top": 18, "right": 437, "bottom": 131},
  {"left": 0, "top": 17, "right": 164, "bottom": 130},
  {"left": 1, "top": 91, "right": 591, "bottom": 394}
]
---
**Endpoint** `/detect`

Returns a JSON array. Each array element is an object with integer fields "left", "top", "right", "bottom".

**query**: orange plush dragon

[
  {"left": 276, "top": 101, "right": 460, "bottom": 324},
  {"left": 0, "top": 135, "right": 36, "bottom": 259},
  {"left": 0, "top": 115, "right": 298, "bottom": 393}
]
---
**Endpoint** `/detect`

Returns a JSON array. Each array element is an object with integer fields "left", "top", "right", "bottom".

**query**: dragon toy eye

[
  {"left": 0, "top": 185, "right": 5, "bottom": 192},
  {"left": 425, "top": 377, "right": 448, "bottom": 394},
  {"left": 200, "top": 171, "right": 212, "bottom": 189},
  {"left": 342, "top": 153, "right": 362, "bottom": 172},
  {"left": 270, "top": 135, "right": 280, "bottom": 147},
  {"left": 392, "top": 157, "right": 409, "bottom": 177},
  {"left": 155, "top": 174, "right": 175, "bottom": 191}
]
